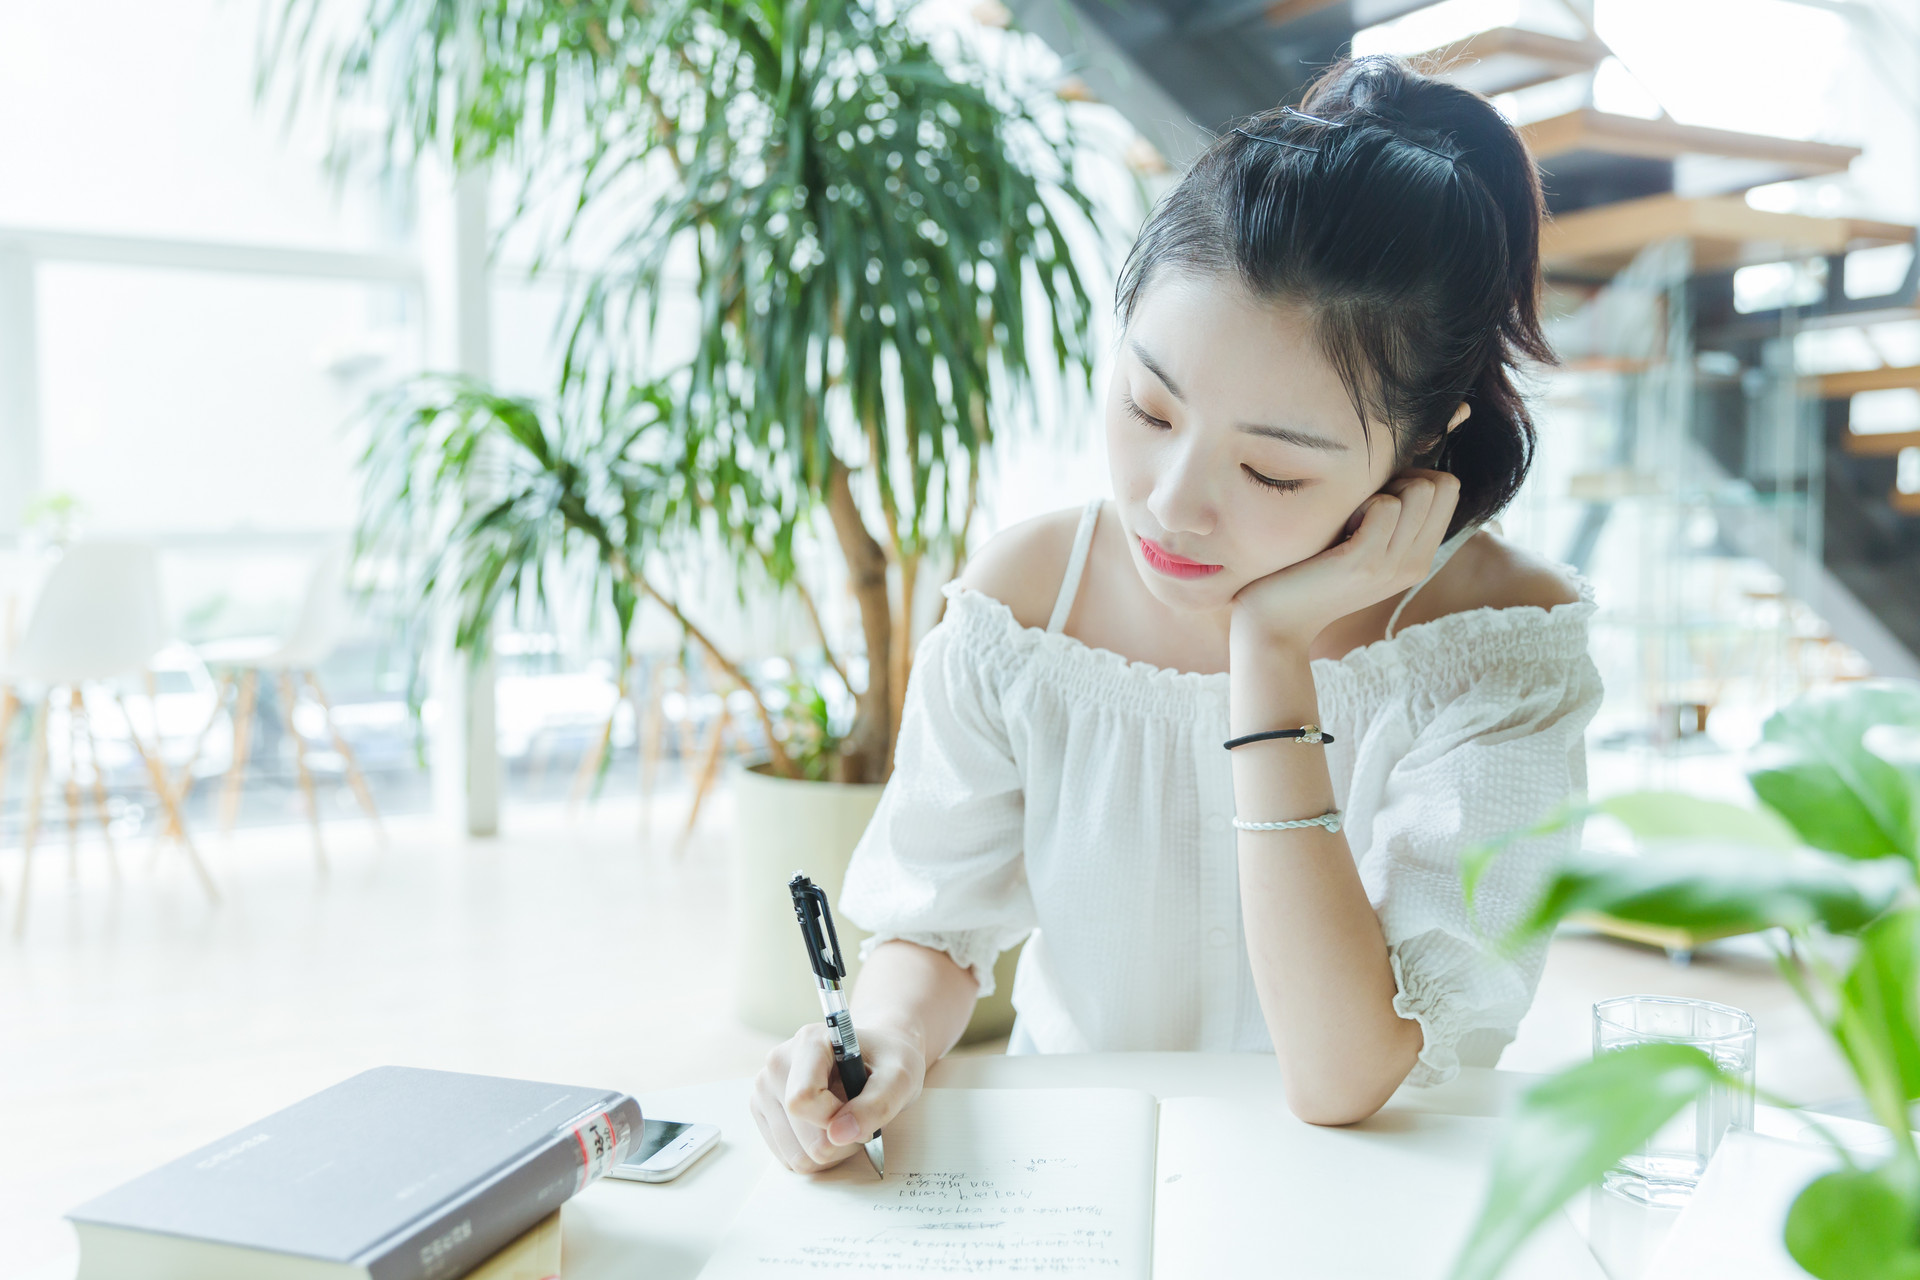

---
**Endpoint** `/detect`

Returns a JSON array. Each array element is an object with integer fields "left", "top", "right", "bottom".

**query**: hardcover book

[{"left": 69, "top": 1066, "right": 638, "bottom": 1280}]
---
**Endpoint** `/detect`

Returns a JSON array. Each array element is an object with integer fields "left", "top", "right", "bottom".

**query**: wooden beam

[
  {"left": 1523, "top": 108, "right": 1860, "bottom": 173},
  {"left": 1819, "top": 365, "right": 1920, "bottom": 398},
  {"left": 1541, "top": 192, "right": 1911, "bottom": 280},
  {"left": 1412, "top": 27, "right": 1610, "bottom": 97},
  {"left": 1262, "top": 0, "right": 1340, "bottom": 23},
  {"left": 1843, "top": 428, "right": 1920, "bottom": 457}
]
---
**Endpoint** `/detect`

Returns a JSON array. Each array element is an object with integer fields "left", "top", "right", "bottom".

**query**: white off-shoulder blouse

[{"left": 840, "top": 498, "right": 1604, "bottom": 1087}]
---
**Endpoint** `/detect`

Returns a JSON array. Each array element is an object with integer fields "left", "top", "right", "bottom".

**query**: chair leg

[
  {"left": 75, "top": 693, "right": 119, "bottom": 882},
  {"left": 302, "top": 672, "right": 382, "bottom": 842},
  {"left": 138, "top": 673, "right": 190, "bottom": 848},
  {"left": 65, "top": 687, "right": 82, "bottom": 879},
  {"left": 166, "top": 668, "right": 232, "bottom": 814},
  {"left": 638, "top": 661, "right": 664, "bottom": 824},
  {"left": 678, "top": 707, "right": 729, "bottom": 850},
  {"left": 569, "top": 710, "right": 616, "bottom": 816},
  {"left": 672, "top": 663, "right": 701, "bottom": 765},
  {"left": 219, "top": 669, "right": 258, "bottom": 835},
  {"left": 14, "top": 694, "right": 51, "bottom": 939},
  {"left": 116, "top": 692, "right": 218, "bottom": 905},
  {"left": 277, "top": 671, "right": 325, "bottom": 872}
]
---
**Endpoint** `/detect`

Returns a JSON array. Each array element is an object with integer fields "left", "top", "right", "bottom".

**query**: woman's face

[{"left": 1105, "top": 269, "right": 1402, "bottom": 613}]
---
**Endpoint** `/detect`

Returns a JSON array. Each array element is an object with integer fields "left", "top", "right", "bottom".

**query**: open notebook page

[
  {"left": 1152, "top": 1097, "right": 1605, "bottom": 1280},
  {"left": 1641, "top": 1130, "right": 1845, "bottom": 1280},
  {"left": 697, "top": 1088, "right": 1158, "bottom": 1278}
]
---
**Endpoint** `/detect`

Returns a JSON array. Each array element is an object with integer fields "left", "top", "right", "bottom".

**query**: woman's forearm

[
  {"left": 849, "top": 939, "right": 982, "bottom": 1065},
  {"left": 1228, "top": 635, "right": 1422, "bottom": 1124}
]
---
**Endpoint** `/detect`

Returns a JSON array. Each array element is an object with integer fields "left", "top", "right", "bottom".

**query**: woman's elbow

[
  {"left": 1283, "top": 1084, "right": 1396, "bottom": 1127},
  {"left": 1280, "top": 1036, "right": 1422, "bottom": 1125}
]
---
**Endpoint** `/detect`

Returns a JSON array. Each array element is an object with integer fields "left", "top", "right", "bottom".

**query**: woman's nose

[{"left": 1145, "top": 440, "right": 1217, "bottom": 538}]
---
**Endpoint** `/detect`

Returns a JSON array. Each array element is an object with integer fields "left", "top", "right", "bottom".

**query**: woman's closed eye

[
  {"left": 1243, "top": 466, "right": 1306, "bottom": 494},
  {"left": 1127, "top": 393, "right": 1308, "bottom": 494},
  {"left": 1122, "top": 392, "right": 1169, "bottom": 431}
]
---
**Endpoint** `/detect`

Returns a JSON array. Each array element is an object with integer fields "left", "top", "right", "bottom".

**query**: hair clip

[
  {"left": 1404, "top": 138, "right": 1458, "bottom": 164},
  {"left": 1280, "top": 103, "right": 1458, "bottom": 165},
  {"left": 1280, "top": 105, "right": 1341, "bottom": 128},
  {"left": 1231, "top": 126, "right": 1317, "bottom": 154}
]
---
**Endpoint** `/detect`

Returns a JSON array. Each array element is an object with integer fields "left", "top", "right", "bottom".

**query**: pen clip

[{"left": 788, "top": 873, "right": 846, "bottom": 983}]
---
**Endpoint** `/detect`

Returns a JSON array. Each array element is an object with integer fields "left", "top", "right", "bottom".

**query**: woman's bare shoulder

[
  {"left": 955, "top": 506, "right": 1090, "bottom": 632},
  {"left": 1413, "top": 528, "right": 1582, "bottom": 626}
]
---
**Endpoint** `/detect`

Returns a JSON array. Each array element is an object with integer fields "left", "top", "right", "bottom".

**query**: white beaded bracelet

[{"left": 1232, "top": 810, "right": 1343, "bottom": 834}]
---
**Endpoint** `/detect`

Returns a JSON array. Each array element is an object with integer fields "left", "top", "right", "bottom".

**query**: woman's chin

[{"left": 1132, "top": 561, "right": 1240, "bottom": 612}]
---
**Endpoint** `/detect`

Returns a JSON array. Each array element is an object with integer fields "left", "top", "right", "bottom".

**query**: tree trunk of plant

[
  {"left": 888, "top": 549, "right": 917, "bottom": 779},
  {"left": 827, "top": 457, "right": 892, "bottom": 785}
]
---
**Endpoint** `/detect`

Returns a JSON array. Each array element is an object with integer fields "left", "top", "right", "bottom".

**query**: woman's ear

[{"left": 1446, "top": 401, "right": 1471, "bottom": 432}]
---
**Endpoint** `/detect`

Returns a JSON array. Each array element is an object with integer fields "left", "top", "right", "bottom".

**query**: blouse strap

[
  {"left": 1046, "top": 498, "right": 1104, "bottom": 634},
  {"left": 1385, "top": 522, "right": 1480, "bottom": 641}
]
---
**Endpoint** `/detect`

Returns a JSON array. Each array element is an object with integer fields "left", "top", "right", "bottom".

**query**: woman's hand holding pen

[
  {"left": 1228, "top": 468, "right": 1461, "bottom": 654},
  {"left": 750, "top": 1021, "right": 925, "bottom": 1174}
]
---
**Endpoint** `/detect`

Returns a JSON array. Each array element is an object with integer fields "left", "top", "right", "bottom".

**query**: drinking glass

[
  {"left": 1586, "top": 996, "right": 1756, "bottom": 1279},
  {"left": 1593, "top": 994, "right": 1756, "bottom": 1204}
]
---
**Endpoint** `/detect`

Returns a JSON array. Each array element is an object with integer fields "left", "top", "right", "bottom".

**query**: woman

[{"left": 751, "top": 53, "right": 1603, "bottom": 1171}]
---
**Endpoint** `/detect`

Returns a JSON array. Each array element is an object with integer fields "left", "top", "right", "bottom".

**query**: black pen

[{"left": 788, "top": 873, "right": 885, "bottom": 1178}]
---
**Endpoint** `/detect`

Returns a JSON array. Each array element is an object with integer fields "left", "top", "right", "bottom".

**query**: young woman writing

[{"left": 750, "top": 52, "right": 1604, "bottom": 1170}]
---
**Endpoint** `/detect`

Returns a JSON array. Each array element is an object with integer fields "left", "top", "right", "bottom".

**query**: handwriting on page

[{"left": 751, "top": 1158, "right": 1124, "bottom": 1273}]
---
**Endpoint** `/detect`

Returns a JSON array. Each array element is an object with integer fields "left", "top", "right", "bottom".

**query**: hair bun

[{"left": 1298, "top": 55, "right": 1554, "bottom": 368}]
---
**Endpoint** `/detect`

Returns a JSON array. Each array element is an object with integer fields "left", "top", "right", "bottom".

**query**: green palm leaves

[{"left": 268, "top": 0, "right": 1106, "bottom": 780}]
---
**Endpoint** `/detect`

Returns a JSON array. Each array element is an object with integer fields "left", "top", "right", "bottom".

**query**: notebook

[{"left": 697, "top": 1087, "right": 1603, "bottom": 1278}]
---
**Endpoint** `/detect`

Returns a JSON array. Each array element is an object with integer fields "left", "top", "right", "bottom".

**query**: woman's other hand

[
  {"left": 749, "top": 1021, "right": 927, "bottom": 1172},
  {"left": 1229, "top": 468, "right": 1461, "bottom": 652}
]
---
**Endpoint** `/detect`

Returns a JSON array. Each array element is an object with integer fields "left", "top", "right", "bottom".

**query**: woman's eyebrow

[
  {"left": 1237, "top": 421, "right": 1350, "bottom": 452},
  {"left": 1131, "top": 338, "right": 1348, "bottom": 452},
  {"left": 1128, "top": 340, "right": 1185, "bottom": 400}
]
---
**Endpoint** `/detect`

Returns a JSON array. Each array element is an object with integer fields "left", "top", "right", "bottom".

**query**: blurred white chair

[
  {"left": 1, "top": 541, "right": 217, "bottom": 937},
  {"left": 196, "top": 546, "right": 380, "bottom": 869}
]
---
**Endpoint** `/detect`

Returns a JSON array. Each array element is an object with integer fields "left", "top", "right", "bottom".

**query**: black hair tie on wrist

[{"left": 1223, "top": 725, "right": 1335, "bottom": 750}]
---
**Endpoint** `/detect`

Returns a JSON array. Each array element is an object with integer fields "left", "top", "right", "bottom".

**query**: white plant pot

[
  {"left": 730, "top": 760, "right": 887, "bottom": 1037},
  {"left": 728, "top": 759, "right": 1022, "bottom": 1044}
]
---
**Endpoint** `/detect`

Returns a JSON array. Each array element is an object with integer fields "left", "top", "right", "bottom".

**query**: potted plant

[
  {"left": 267, "top": 0, "right": 1109, "bottom": 1037},
  {"left": 1445, "top": 679, "right": 1920, "bottom": 1280}
]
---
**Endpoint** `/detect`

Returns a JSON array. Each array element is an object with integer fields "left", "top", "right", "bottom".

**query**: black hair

[{"left": 1114, "top": 54, "right": 1557, "bottom": 537}]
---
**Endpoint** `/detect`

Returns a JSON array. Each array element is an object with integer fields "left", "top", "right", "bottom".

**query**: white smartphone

[{"left": 606, "top": 1118, "right": 721, "bottom": 1183}]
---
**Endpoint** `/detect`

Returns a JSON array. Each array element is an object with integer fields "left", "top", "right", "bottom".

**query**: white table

[
  {"left": 558, "top": 1053, "right": 1548, "bottom": 1279},
  {"left": 560, "top": 1052, "right": 1883, "bottom": 1280}
]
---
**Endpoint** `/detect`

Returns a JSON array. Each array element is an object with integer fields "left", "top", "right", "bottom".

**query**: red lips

[{"left": 1139, "top": 536, "right": 1223, "bottom": 580}]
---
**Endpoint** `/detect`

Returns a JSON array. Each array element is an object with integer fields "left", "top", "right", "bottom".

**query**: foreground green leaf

[
  {"left": 1509, "top": 845, "right": 1908, "bottom": 949},
  {"left": 1448, "top": 1043, "right": 1726, "bottom": 1280},
  {"left": 1785, "top": 1158, "right": 1920, "bottom": 1280},
  {"left": 1748, "top": 681, "right": 1920, "bottom": 863},
  {"left": 1462, "top": 792, "right": 1798, "bottom": 920},
  {"left": 1837, "top": 909, "right": 1920, "bottom": 1129},
  {"left": 1597, "top": 791, "right": 1801, "bottom": 849}
]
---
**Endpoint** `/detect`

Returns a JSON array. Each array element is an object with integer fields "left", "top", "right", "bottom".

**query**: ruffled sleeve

[
  {"left": 1344, "top": 610, "right": 1604, "bottom": 1087},
  {"left": 838, "top": 588, "right": 1037, "bottom": 999}
]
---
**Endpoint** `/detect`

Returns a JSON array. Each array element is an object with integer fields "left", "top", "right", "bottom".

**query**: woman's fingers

[
  {"left": 1380, "top": 470, "right": 1460, "bottom": 577},
  {"left": 1383, "top": 477, "right": 1436, "bottom": 564},
  {"left": 826, "top": 1054, "right": 919, "bottom": 1146},
  {"left": 1339, "top": 491, "right": 1403, "bottom": 566},
  {"left": 753, "top": 1051, "right": 829, "bottom": 1173},
  {"left": 781, "top": 1022, "right": 844, "bottom": 1131},
  {"left": 752, "top": 1083, "right": 824, "bottom": 1173},
  {"left": 751, "top": 1023, "right": 930, "bottom": 1173}
]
